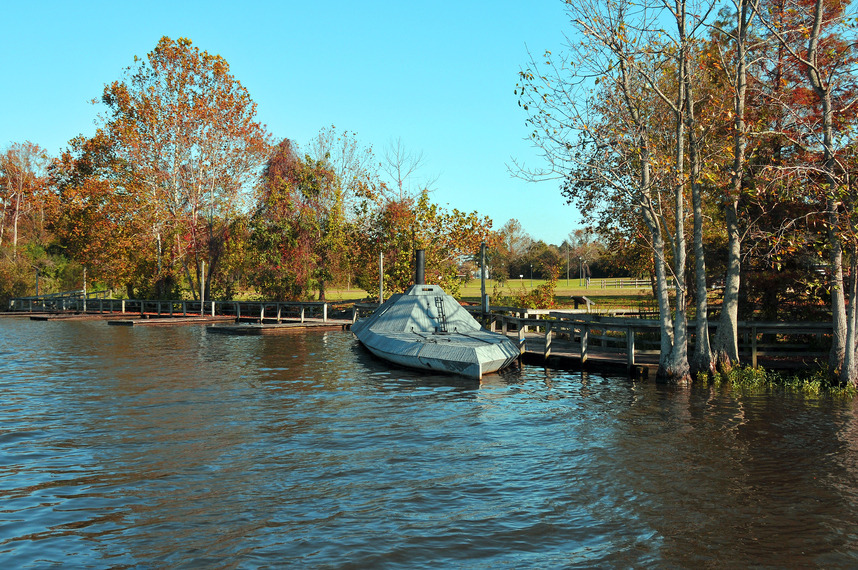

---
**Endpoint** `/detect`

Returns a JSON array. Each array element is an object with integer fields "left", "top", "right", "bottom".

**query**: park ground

[{"left": 317, "top": 278, "right": 655, "bottom": 314}]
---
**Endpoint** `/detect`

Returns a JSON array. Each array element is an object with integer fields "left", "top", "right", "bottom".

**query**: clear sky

[{"left": 1, "top": 0, "right": 581, "bottom": 246}]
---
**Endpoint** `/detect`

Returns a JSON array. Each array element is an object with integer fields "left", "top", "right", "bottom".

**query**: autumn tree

[
  {"left": 752, "top": 0, "right": 858, "bottom": 383},
  {"left": 517, "top": 0, "right": 705, "bottom": 383},
  {"left": 249, "top": 139, "right": 344, "bottom": 301},
  {"left": 309, "top": 125, "right": 377, "bottom": 218},
  {"left": 381, "top": 138, "right": 439, "bottom": 202},
  {"left": 490, "top": 218, "right": 533, "bottom": 281},
  {"left": 703, "top": 0, "right": 760, "bottom": 370},
  {"left": 562, "top": 229, "right": 603, "bottom": 282},
  {"left": 0, "top": 142, "right": 53, "bottom": 304},
  {"left": 98, "top": 36, "right": 270, "bottom": 298},
  {"left": 0, "top": 142, "right": 50, "bottom": 257},
  {"left": 350, "top": 188, "right": 495, "bottom": 298},
  {"left": 48, "top": 131, "right": 150, "bottom": 295}
]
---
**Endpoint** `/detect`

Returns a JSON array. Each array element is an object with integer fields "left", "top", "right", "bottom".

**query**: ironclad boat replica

[{"left": 351, "top": 251, "right": 519, "bottom": 380}]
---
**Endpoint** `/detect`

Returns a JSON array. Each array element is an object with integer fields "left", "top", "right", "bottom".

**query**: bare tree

[
  {"left": 380, "top": 137, "right": 438, "bottom": 202},
  {"left": 309, "top": 125, "right": 378, "bottom": 219}
]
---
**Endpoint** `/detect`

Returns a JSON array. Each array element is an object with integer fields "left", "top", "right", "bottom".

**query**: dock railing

[
  {"left": 9, "top": 293, "right": 333, "bottom": 323},
  {"left": 479, "top": 309, "right": 831, "bottom": 371}
]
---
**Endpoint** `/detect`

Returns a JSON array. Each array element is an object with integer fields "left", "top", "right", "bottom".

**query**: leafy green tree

[{"left": 351, "top": 189, "right": 494, "bottom": 299}]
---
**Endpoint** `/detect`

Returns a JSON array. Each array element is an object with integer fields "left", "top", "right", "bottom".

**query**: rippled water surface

[{"left": 3, "top": 317, "right": 858, "bottom": 567}]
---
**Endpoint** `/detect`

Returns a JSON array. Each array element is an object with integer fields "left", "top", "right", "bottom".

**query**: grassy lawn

[
  {"left": 457, "top": 278, "right": 655, "bottom": 311},
  {"left": 294, "top": 277, "right": 657, "bottom": 312}
]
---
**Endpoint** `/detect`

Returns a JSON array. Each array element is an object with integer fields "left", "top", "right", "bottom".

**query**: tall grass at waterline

[{"left": 698, "top": 366, "right": 856, "bottom": 398}]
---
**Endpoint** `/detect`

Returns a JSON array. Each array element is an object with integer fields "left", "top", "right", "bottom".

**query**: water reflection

[{"left": 2, "top": 317, "right": 858, "bottom": 567}]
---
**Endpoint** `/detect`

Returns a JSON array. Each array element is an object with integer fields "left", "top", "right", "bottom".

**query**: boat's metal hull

[
  {"left": 352, "top": 284, "right": 520, "bottom": 380},
  {"left": 356, "top": 329, "right": 519, "bottom": 380}
]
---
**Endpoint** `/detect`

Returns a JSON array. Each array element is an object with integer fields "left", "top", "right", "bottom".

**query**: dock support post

[
  {"left": 518, "top": 327, "right": 526, "bottom": 353},
  {"left": 626, "top": 326, "right": 635, "bottom": 367},
  {"left": 182, "top": 301, "right": 186, "bottom": 316},
  {"left": 323, "top": 303, "right": 328, "bottom": 322},
  {"left": 277, "top": 304, "right": 282, "bottom": 323},
  {"left": 211, "top": 301, "right": 215, "bottom": 317},
  {"left": 300, "top": 306, "right": 305, "bottom": 323},
  {"left": 752, "top": 325, "right": 758, "bottom": 368},
  {"left": 544, "top": 323, "right": 552, "bottom": 359},
  {"left": 580, "top": 325, "right": 589, "bottom": 363}
]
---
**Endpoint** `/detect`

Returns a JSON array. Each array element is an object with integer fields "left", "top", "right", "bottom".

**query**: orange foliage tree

[
  {"left": 97, "top": 36, "right": 270, "bottom": 298},
  {"left": 248, "top": 139, "right": 341, "bottom": 301},
  {"left": 48, "top": 132, "right": 150, "bottom": 295}
]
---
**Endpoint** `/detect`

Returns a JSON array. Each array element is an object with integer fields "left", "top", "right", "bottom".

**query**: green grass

[
  {"left": 243, "top": 277, "right": 656, "bottom": 308},
  {"left": 458, "top": 278, "right": 653, "bottom": 310},
  {"left": 697, "top": 366, "right": 856, "bottom": 398}
]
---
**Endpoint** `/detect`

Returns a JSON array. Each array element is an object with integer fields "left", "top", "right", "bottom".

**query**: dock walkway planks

[
  {"left": 207, "top": 319, "right": 351, "bottom": 335},
  {"left": 31, "top": 313, "right": 131, "bottom": 322},
  {"left": 108, "top": 316, "right": 236, "bottom": 326}
]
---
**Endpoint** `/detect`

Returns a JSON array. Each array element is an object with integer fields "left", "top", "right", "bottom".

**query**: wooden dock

[
  {"left": 206, "top": 319, "right": 351, "bottom": 335},
  {"left": 8, "top": 292, "right": 834, "bottom": 377},
  {"left": 31, "top": 313, "right": 132, "bottom": 322},
  {"left": 505, "top": 330, "right": 658, "bottom": 378},
  {"left": 108, "top": 315, "right": 236, "bottom": 326},
  {"left": 491, "top": 314, "right": 831, "bottom": 378}
]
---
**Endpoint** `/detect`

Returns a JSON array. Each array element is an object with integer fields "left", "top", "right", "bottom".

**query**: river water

[{"left": 2, "top": 317, "right": 858, "bottom": 568}]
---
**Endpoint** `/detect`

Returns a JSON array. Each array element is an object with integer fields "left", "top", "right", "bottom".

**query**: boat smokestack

[{"left": 415, "top": 249, "right": 425, "bottom": 285}]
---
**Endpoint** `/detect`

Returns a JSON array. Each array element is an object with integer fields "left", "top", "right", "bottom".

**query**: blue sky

[{"left": 1, "top": 1, "right": 580, "bottom": 245}]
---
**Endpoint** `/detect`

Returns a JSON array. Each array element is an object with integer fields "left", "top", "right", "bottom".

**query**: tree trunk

[
  {"left": 664, "top": 2, "right": 691, "bottom": 385},
  {"left": 0, "top": 191, "right": 6, "bottom": 248},
  {"left": 715, "top": 202, "right": 742, "bottom": 367},
  {"left": 714, "top": 0, "right": 753, "bottom": 370},
  {"left": 643, "top": 207, "right": 676, "bottom": 364},
  {"left": 13, "top": 191, "right": 21, "bottom": 258},
  {"left": 804, "top": 0, "right": 847, "bottom": 375},
  {"left": 841, "top": 252, "right": 858, "bottom": 386},
  {"left": 686, "top": 57, "right": 713, "bottom": 376}
]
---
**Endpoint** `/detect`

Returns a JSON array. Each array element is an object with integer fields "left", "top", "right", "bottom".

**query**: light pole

[{"left": 566, "top": 245, "right": 569, "bottom": 286}]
